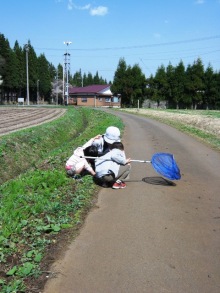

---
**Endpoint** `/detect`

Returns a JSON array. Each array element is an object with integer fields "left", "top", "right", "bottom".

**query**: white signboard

[{"left": 18, "top": 97, "right": 24, "bottom": 105}]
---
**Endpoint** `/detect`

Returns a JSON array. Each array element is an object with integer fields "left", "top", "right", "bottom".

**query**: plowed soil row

[{"left": 0, "top": 107, "right": 66, "bottom": 136}]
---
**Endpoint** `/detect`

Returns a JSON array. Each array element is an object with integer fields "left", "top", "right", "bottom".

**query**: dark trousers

[{"left": 101, "top": 164, "right": 131, "bottom": 185}]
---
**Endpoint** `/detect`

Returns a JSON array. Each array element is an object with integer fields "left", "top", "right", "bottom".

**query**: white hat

[{"left": 104, "top": 126, "right": 121, "bottom": 144}]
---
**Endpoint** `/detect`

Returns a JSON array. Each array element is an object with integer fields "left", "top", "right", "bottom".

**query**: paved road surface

[{"left": 43, "top": 110, "right": 220, "bottom": 293}]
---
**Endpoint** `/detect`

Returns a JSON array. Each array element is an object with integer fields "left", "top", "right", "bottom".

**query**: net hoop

[{"left": 151, "top": 153, "right": 181, "bottom": 180}]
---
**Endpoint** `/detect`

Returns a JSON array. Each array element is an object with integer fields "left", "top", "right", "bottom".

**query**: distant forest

[
  {"left": 0, "top": 33, "right": 220, "bottom": 109},
  {"left": 0, "top": 34, "right": 108, "bottom": 105}
]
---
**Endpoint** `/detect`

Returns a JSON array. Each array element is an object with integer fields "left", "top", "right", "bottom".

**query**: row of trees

[
  {"left": 148, "top": 59, "right": 220, "bottom": 109},
  {"left": 0, "top": 34, "right": 108, "bottom": 104},
  {"left": 111, "top": 58, "right": 220, "bottom": 109},
  {"left": 1, "top": 33, "right": 220, "bottom": 109}
]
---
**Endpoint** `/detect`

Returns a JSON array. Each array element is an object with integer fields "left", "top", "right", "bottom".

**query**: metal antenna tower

[{"left": 63, "top": 41, "right": 72, "bottom": 105}]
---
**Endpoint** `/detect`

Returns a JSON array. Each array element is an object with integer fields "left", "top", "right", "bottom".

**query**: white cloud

[
  {"left": 68, "top": 0, "right": 73, "bottom": 10},
  {"left": 90, "top": 6, "right": 108, "bottom": 16},
  {"left": 67, "top": 0, "right": 90, "bottom": 11},
  {"left": 81, "top": 4, "right": 91, "bottom": 10},
  {"left": 66, "top": 1, "right": 108, "bottom": 16}
]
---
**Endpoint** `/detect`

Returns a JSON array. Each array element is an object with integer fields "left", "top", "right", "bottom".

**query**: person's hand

[
  {"left": 94, "top": 134, "right": 102, "bottom": 139},
  {"left": 126, "top": 158, "right": 131, "bottom": 164}
]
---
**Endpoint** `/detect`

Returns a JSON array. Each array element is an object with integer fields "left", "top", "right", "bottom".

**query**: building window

[
  {"left": 112, "top": 96, "right": 119, "bottom": 102},
  {"left": 98, "top": 98, "right": 102, "bottom": 101},
  {"left": 81, "top": 97, "right": 87, "bottom": 102},
  {"left": 105, "top": 98, "right": 111, "bottom": 103}
]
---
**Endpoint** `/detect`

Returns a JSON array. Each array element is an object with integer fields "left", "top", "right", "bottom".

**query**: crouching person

[
  {"left": 65, "top": 141, "right": 98, "bottom": 179},
  {"left": 95, "top": 142, "right": 131, "bottom": 189}
]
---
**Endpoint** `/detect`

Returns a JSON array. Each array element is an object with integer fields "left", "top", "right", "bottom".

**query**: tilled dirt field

[{"left": 0, "top": 107, "right": 66, "bottom": 136}]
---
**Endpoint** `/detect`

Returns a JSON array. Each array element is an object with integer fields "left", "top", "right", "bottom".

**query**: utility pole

[
  {"left": 56, "top": 68, "right": 58, "bottom": 105},
  {"left": 24, "top": 44, "right": 30, "bottom": 105},
  {"left": 62, "top": 63, "right": 65, "bottom": 104},
  {"left": 63, "top": 41, "right": 72, "bottom": 105},
  {"left": 37, "top": 79, "right": 40, "bottom": 104}
]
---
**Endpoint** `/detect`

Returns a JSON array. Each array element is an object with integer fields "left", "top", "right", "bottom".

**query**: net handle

[
  {"left": 81, "top": 156, "right": 151, "bottom": 163},
  {"left": 130, "top": 159, "right": 151, "bottom": 163}
]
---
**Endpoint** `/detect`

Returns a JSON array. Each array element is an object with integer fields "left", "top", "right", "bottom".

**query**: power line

[{"left": 35, "top": 35, "right": 220, "bottom": 52}]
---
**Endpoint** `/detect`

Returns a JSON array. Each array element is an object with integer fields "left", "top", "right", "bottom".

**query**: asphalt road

[{"left": 43, "top": 110, "right": 220, "bottom": 293}]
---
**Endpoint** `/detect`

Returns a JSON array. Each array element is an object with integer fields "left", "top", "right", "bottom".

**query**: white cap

[{"left": 104, "top": 126, "right": 121, "bottom": 144}]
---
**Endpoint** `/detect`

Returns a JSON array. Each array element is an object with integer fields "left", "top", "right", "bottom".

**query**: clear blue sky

[{"left": 1, "top": 0, "right": 220, "bottom": 82}]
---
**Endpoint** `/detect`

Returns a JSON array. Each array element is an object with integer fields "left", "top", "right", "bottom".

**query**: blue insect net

[{"left": 151, "top": 153, "right": 181, "bottom": 180}]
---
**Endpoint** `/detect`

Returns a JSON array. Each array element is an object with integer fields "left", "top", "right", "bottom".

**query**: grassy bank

[{"left": 0, "top": 107, "right": 123, "bottom": 293}]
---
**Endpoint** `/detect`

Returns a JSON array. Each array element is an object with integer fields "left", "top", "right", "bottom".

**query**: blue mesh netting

[{"left": 151, "top": 153, "right": 181, "bottom": 180}]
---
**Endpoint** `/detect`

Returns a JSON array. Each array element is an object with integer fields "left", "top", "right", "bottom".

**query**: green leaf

[
  {"left": 34, "top": 253, "right": 42, "bottom": 262},
  {"left": 61, "top": 223, "right": 72, "bottom": 229},
  {"left": 51, "top": 224, "right": 60, "bottom": 232},
  {"left": 6, "top": 266, "right": 17, "bottom": 276},
  {"left": 17, "top": 262, "right": 34, "bottom": 276},
  {"left": 26, "top": 250, "right": 35, "bottom": 258}
]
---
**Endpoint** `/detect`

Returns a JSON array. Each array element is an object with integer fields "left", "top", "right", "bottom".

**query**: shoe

[
  {"left": 72, "top": 174, "right": 82, "bottom": 181},
  {"left": 112, "top": 180, "right": 126, "bottom": 189},
  {"left": 120, "top": 181, "right": 126, "bottom": 188}
]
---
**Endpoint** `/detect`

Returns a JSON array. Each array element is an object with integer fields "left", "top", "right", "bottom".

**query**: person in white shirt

[
  {"left": 95, "top": 142, "right": 131, "bottom": 189},
  {"left": 91, "top": 126, "right": 121, "bottom": 156},
  {"left": 65, "top": 137, "right": 98, "bottom": 178}
]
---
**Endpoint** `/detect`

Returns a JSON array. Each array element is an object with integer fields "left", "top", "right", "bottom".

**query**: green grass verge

[{"left": 0, "top": 107, "right": 123, "bottom": 293}]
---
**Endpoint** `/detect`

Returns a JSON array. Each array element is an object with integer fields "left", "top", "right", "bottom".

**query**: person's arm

[
  {"left": 84, "top": 159, "right": 96, "bottom": 176},
  {"left": 82, "top": 136, "right": 100, "bottom": 149},
  {"left": 111, "top": 149, "right": 128, "bottom": 165},
  {"left": 91, "top": 136, "right": 104, "bottom": 155}
]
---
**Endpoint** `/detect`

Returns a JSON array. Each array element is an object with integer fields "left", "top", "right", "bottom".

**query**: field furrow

[{"left": 0, "top": 107, "right": 66, "bottom": 136}]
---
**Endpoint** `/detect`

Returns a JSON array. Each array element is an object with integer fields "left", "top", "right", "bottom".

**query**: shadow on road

[
  {"left": 125, "top": 177, "right": 176, "bottom": 186},
  {"left": 141, "top": 176, "right": 176, "bottom": 186},
  {"left": 128, "top": 177, "right": 176, "bottom": 186}
]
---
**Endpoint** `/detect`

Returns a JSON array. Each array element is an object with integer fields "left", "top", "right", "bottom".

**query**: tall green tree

[
  {"left": 57, "top": 63, "right": 63, "bottom": 80},
  {"left": 166, "top": 62, "right": 175, "bottom": 107},
  {"left": 112, "top": 58, "right": 146, "bottom": 107},
  {"left": 37, "top": 54, "right": 52, "bottom": 102},
  {"left": 13, "top": 41, "right": 25, "bottom": 98},
  {"left": 153, "top": 65, "right": 167, "bottom": 107},
  {"left": 0, "top": 34, "right": 18, "bottom": 103},
  {"left": 86, "top": 72, "right": 94, "bottom": 86},
  {"left": 214, "top": 71, "right": 220, "bottom": 109},
  {"left": 204, "top": 64, "right": 217, "bottom": 109},
  {"left": 213, "top": 71, "right": 220, "bottom": 109},
  {"left": 111, "top": 58, "right": 128, "bottom": 105},
  {"left": 127, "top": 64, "right": 146, "bottom": 107},
  {"left": 93, "top": 71, "right": 100, "bottom": 84},
  {"left": 72, "top": 69, "right": 83, "bottom": 87},
  {"left": 185, "top": 58, "right": 205, "bottom": 109},
  {"left": 172, "top": 60, "right": 185, "bottom": 109}
]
